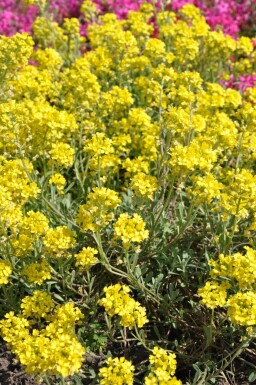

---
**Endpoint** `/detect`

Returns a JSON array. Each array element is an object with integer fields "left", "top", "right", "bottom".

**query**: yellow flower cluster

[
  {"left": 144, "top": 347, "right": 181, "bottom": 385},
  {"left": 10, "top": 211, "right": 49, "bottom": 257},
  {"left": 199, "top": 246, "right": 256, "bottom": 327},
  {"left": 33, "top": 16, "right": 84, "bottom": 59},
  {"left": 123, "top": 156, "right": 150, "bottom": 177},
  {"left": 209, "top": 247, "right": 256, "bottom": 290},
  {"left": 98, "top": 284, "right": 148, "bottom": 328},
  {"left": 43, "top": 226, "right": 76, "bottom": 258},
  {"left": 49, "top": 143, "right": 75, "bottom": 168},
  {"left": 81, "top": 0, "right": 99, "bottom": 23},
  {"left": 198, "top": 281, "right": 231, "bottom": 310},
  {"left": 21, "top": 259, "right": 51, "bottom": 285},
  {"left": 0, "top": 100, "right": 78, "bottom": 158},
  {"left": 74, "top": 246, "right": 98, "bottom": 270},
  {"left": 0, "top": 159, "right": 40, "bottom": 228},
  {"left": 99, "top": 356, "right": 135, "bottom": 385},
  {"left": 33, "top": 47, "right": 63, "bottom": 72},
  {"left": 21, "top": 290, "right": 54, "bottom": 318},
  {"left": 0, "top": 33, "right": 34, "bottom": 86},
  {"left": 169, "top": 140, "right": 218, "bottom": 174},
  {"left": 0, "top": 260, "right": 12, "bottom": 285},
  {"left": 18, "top": 211, "right": 49, "bottom": 235},
  {"left": 84, "top": 132, "right": 114, "bottom": 157},
  {"left": 0, "top": 292, "right": 85, "bottom": 378},
  {"left": 58, "top": 56, "right": 100, "bottom": 113},
  {"left": 46, "top": 301, "right": 84, "bottom": 333},
  {"left": 100, "top": 86, "right": 134, "bottom": 119},
  {"left": 114, "top": 213, "right": 149, "bottom": 249},
  {"left": 130, "top": 173, "right": 158, "bottom": 200},
  {"left": 188, "top": 174, "right": 223, "bottom": 205},
  {"left": 219, "top": 169, "right": 256, "bottom": 221},
  {"left": 84, "top": 132, "right": 120, "bottom": 174},
  {"left": 227, "top": 291, "right": 256, "bottom": 327},
  {"left": 49, "top": 173, "right": 66, "bottom": 194},
  {"left": 76, "top": 187, "right": 121, "bottom": 232}
]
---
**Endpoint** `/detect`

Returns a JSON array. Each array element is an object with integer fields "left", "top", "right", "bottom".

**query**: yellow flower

[
  {"left": 99, "top": 357, "right": 135, "bottom": 385},
  {"left": 49, "top": 143, "right": 74, "bottom": 168},
  {"left": 130, "top": 173, "right": 158, "bottom": 200},
  {"left": 81, "top": 0, "right": 99, "bottom": 22},
  {"left": 74, "top": 247, "right": 98, "bottom": 270},
  {"left": 21, "top": 260, "right": 51, "bottom": 285},
  {"left": 114, "top": 213, "right": 149, "bottom": 249},
  {"left": 198, "top": 281, "right": 230, "bottom": 309},
  {"left": 98, "top": 284, "right": 148, "bottom": 328},
  {"left": 0, "top": 260, "right": 12, "bottom": 285},
  {"left": 18, "top": 211, "right": 49, "bottom": 236},
  {"left": 76, "top": 187, "right": 121, "bottom": 232},
  {"left": 49, "top": 173, "right": 66, "bottom": 194},
  {"left": 209, "top": 247, "right": 256, "bottom": 290},
  {"left": 84, "top": 132, "right": 114, "bottom": 156},
  {"left": 149, "top": 347, "right": 177, "bottom": 376},
  {"left": 0, "top": 301, "right": 85, "bottom": 378},
  {"left": 145, "top": 347, "right": 181, "bottom": 385},
  {"left": 43, "top": 226, "right": 76, "bottom": 258},
  {"left": 21, "top": 291, "right": 54, "bottom": 318},
  {"left": 227, "top": 291, "right": 256, "bottom": 327}
]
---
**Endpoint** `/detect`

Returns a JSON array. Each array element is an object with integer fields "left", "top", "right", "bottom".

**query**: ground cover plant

[
  {"left": 1, "top": 0, "right": 256, "bottom": 92},
  {"left": 0, "top": 1, "right": 256, "bottom": 384}
]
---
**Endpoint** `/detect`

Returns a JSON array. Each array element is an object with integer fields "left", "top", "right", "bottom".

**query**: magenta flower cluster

[
  {"left": 0, "top": 0, "right": 82, "bottom": 36},
  {"left": 93, "top": 0, "right": 147, "bottom": 18},
  {"left": 221, "top": 74, "right": 256, "bottom": 92},
  {"left": 0, "top": 0, "right": 37, "bottom": 35}
]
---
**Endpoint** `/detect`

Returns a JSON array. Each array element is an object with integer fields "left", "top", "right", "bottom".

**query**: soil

[{"left": 0, "top": 338, "right": 44, "bottom": 385}]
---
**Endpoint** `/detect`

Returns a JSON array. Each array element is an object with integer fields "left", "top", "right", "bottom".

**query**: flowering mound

[{"left": 0, "top": 1, "right": 255, "bottom": 384}]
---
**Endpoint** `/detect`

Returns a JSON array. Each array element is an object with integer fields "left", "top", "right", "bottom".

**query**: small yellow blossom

[
  {"left": 209, "top": 247, "right": 256, "bottom": 290},
  {"left": 0, "top": 260, "right": 12, "bottom": 285},
  {"left": 21, "top": 291, "right": 54, "bottom": 318},
  {"left": 21, "top": 259, "right": 51, "bottom": 285},
  {"left": 76, "top": 187, "right": 121, "bottom": 232},
  {"left": 49, "top": 142, "right": 74, "bottom": 168},
  {"left": 43, "top": 226, "right": 76, "bottom": 258},
  {"left": 99, "top": 357, "right": 135, "bottom": 385},
  {"left": 198, "top": 281, "right": 231, "bottom": 309},
  {"left": 130, "top": 173, "right": 158, "bottom": 200},
  {"left": 114, "top": 213, "right": 149, "bottom": 248},
  {"left": 98, "top": 284, "right": 148, "bottom": 328},
  {"left": 227, "top": 291, "right": 256, "bottom": 327},
  {"left": 49, "top": 173, "right": 66, "bottom": 193},
  {"left": 74, "top": 247, "right": 98, "bottom": 270}
]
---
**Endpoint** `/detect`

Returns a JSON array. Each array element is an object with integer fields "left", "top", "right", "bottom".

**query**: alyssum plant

[{"left": 0, "top": 1, "right": 255, "bottom": 384}]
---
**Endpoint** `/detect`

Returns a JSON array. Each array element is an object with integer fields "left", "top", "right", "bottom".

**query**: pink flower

[{"left": 221, "top": 73, "right": 256, "bottom": 92}]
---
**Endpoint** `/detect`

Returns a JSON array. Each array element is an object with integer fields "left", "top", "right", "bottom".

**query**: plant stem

[{"left": 43, "top": 376, "right": 51, "bottom": 385}]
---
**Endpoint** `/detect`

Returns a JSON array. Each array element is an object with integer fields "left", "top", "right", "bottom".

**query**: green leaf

[
  {"left": 249, "top": 372, "right": 256, "bottom": 383},
  {"left": 53, "top": 293, "right": 65, "bottom": 302}
]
